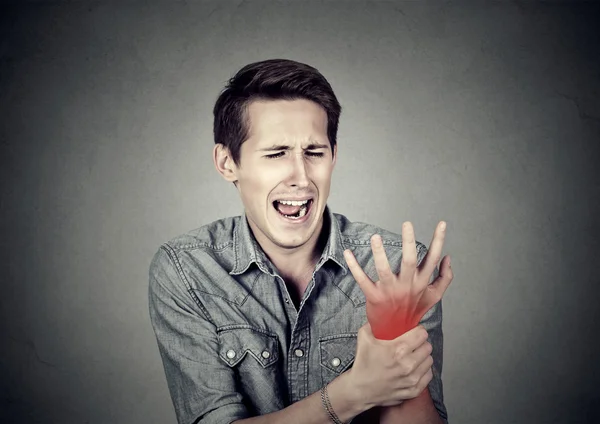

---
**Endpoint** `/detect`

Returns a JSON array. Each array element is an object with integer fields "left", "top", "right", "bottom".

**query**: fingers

[
  {"left": 409, "top": 360, "right": 434, "bottom": 397},
  {"left": 417, "top": 221, "right": 447, "bottom": 286},
  {"left": 411, "top": 339, "right": 433, "bottom": 365},
  {"left": 370, "top": 234, "right": 393, "bottom": 283},
  {"left": 395, "top": 325, "right": 429, "bottom": 354},
  {"left": 400, "top": 222, "right": 417, "bottom": 285},
  {"left": 428, "top": 255, "right": 453, "bottom": 299},
  {"left": 344, "top": 248, "right": 377, "bottom": 299}
]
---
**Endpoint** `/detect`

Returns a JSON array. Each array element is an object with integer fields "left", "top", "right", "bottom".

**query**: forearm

[
  {"left": 370, "top": 315, "right": 443, "bottom": 423},
  {"left": 379, "top": 388, "right": 443, "bottom": 424},
  {"left": 232, "top": 371, "right": 369, "bottom": 424}
]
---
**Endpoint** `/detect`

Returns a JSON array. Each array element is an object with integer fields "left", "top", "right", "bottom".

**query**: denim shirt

[{"left": 148, "top": 205, "right": 448, "bottom": 424}]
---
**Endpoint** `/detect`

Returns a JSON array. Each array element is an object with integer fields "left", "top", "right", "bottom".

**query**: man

[{"left": 149, "top": 59, "right": 453, "bottom": 424}]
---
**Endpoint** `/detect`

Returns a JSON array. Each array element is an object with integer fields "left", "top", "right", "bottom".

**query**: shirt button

[
  {"left": 261, "top": 350, "right": 270, "bottom": 359},
  {"left": 226, "top": 350, "right": 236, "bottom": 359},
  {"left": 331, "top": 357, "right": 341, "bottom": 367},
  {"left": 284, "top": 298, "right": 290, "bottom": 304},
  {"left": 294, "top": 349, "right": 304, "bottom": 357}
]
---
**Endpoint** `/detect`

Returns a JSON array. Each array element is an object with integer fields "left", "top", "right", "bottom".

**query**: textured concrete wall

[{"left": 1, "top": 1, "right": 599, "bottom": 423}]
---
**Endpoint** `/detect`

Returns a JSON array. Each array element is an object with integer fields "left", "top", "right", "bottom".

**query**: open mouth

[{"left": 272, "top": 198, "right": 314, "bottom": 221}]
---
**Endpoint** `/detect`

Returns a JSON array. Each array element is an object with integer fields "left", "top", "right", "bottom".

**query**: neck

[{"left": 249, "top": 210, "right": 330, "bottom": 278}]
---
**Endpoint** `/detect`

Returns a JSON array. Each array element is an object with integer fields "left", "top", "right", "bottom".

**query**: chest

[{"left": 280, "top": 271, "right": 314, "bottom": 308}]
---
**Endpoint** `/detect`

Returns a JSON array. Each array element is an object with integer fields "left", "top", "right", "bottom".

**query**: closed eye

[{"left": 264, "top": 151, "right": 325, "bottom": 159}]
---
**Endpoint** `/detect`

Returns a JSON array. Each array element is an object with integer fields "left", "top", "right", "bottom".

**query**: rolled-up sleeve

[
  {"left": 417, "top": 246, "right": 449, "bottom": 423},
  {"left": 148, "top": 245, "right": 250, "bottom": 424}
]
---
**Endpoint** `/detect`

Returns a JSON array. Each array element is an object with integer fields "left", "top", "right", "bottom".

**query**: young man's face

[{"left": 218, "top": 98, "right": 337, "bottom": 251}]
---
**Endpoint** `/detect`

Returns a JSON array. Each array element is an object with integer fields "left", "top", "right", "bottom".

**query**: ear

[{"left": 213, "top": 144, "right": 239, "bottom": 184}]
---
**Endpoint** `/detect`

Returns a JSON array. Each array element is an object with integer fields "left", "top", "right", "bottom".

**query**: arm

[
  {"left": 149, "top": 246, "right": 250, "bottom": 423},
  {"left": 149, "top": 246, "right": 372, "bottom": 424},
  {"left": 344, "top": 221, "right": 452, "bottom": 423},
  {"left": 232, "top": 321, "right": 436, "bottom": 424},
  {"left": 380, "top": 387, "right": 443, "bottom": 424},
  {"left": 379, "top": 301, "right": 448, "bottom": 424},
  {"left": 232, "top": 371, "right": 366, "bottom": 424}
]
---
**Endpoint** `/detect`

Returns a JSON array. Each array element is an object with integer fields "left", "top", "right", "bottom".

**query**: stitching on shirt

[
  {"left": 216, "top": 324, "right": 277, "bottom": 337},
  {"left": 324, "top": 266, "right": 366, "bottom": 306},
  {"left": 216, "top": 327, "right": 279, "bottom": 368},
  {"left": 243, "top": 272, "right": 262, "bottom": 302},
  {"left": 318, "top": 333, "right": 358, "bottom": 374},
  {"left": 233, "top": 220, "right": 241, "bottom": 272},
  {"left": 318, "top": 332, "right": 358, "bottom": 342},
  {"left": 325, "top": 267, "right": 363, "bottom": 306},
  {"left": 168, "top": 241, "right": 234, "bottom": 254},
  {"left": 159, "top": 244, "right": 216, "bottom": 324},
  {"left": 189, "top": 287, "right": 248, "bottom": 306}
]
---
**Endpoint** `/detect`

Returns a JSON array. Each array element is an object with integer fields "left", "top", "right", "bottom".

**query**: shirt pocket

[
  {"left": 217, "top": 326, "right": 279, "bottom": 368},
  {"left": 319, "top": 333, "right": 357, "bottom": 386},
  {"left": 217, "top": 326, "right": 283, "bottom": 415}
]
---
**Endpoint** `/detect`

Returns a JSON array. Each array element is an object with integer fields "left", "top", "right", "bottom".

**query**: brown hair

[{"left": 213, "top": 59, "right": 342, "bottom": 167}]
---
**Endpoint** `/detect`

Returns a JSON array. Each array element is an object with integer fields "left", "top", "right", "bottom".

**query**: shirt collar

[{"left": 230, "top": 204, "right": 348, "bottom": 276}]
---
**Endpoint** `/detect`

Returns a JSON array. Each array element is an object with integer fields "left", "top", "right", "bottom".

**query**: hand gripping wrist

[{"left": 320, "top": 383, "right": 345, "bottom": 424}]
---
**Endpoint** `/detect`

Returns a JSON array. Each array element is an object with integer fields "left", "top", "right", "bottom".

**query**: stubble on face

[{"left": 234, "top": 99, "right": 336, "bottom": 261}]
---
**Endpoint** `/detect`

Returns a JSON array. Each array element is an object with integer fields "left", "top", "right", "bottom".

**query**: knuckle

[
  {"left": 397, "top": 361, "right": 411, "bottom": 377},
  {"left": 423, "top": 369, "right": 433, "bottom": 386},
  {"left": 395, "top": 342, "right": 409, "bottom": 359},
  {"left": 405, "top": 358, "right": 418, "bottom": 375},
  {"left": 424, "top": 355, "right": 434, "bottom": 369},
  {"left": 377, "top": 267, "right": 391, "bottom": 278},
  {"left": 430, "top": 290, "right": 443, "bottom": 303},
  {"left": 407, "top": 374, "right": 420, "bottom": 387}
]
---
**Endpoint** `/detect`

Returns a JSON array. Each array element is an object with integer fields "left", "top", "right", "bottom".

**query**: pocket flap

[
  {"left": 319, "top": 334, "right": 357, "bottom": 374},
  {"left": 217, "top": 327, "right": 279, "bottom": 368}
]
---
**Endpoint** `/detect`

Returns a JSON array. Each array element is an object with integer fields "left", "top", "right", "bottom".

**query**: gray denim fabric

[{"left": 149, "top": 205, "right": 448, "bottom": 424}]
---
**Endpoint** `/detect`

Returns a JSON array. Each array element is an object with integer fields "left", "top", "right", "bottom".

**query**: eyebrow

[{"left": 257, "top": 142, "right": 329, "bottom": 152}]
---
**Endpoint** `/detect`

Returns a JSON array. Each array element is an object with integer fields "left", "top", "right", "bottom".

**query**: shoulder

[
  {"left": 160, "top": 215, "right": 240, "bottom": 253},
  {"left": 149, "top": 215, "right": 242, "bottom": 293},
  {"left": 149, "top": 215, "right": 241, "bottom": 275},
  {"left": 332, "top": 212, "right": 428, "bottom": 254}
]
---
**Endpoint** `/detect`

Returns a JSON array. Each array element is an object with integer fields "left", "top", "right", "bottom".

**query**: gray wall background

[{"left": 1, "top": 1, "right": 599, "bottom": 423}]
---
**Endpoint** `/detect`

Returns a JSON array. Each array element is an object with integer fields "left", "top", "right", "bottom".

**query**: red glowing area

[
  {"left": 367, "top": 304, "right": 421, "bottom": 340},
  {"left": 343, "top": 223, "right": 451, "bottom": 340},
  {"left": 343, "top": 222, "right": 453, "bottom": 422}
]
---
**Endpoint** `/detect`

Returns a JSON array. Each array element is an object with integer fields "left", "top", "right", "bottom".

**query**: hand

[
  {"left": 347, "top": 323, "right": 434, "bottom": 409},
  {"left": 343, "top": 221, "right": 453, "bottom": 340}
]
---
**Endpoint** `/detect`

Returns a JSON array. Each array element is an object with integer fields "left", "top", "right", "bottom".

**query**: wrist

[{"left": 326, "top": 371, "right": 371, "bottom": 421}]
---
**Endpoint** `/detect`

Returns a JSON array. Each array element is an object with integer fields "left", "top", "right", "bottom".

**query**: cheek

[
  {"left": 312, "top": 166, "right": 333, "bottom": 184},
  {"left": 240, "top": 170, "right": 278, "bottom": 206}
]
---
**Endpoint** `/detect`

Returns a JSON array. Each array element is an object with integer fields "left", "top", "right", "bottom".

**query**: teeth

[{"left": 278, "top": 199, "right": 309, "bottom": 206}]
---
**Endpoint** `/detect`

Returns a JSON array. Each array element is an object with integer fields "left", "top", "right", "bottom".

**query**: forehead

[{"left": 244, "top": 99, "right": 328, "bottom": 145}]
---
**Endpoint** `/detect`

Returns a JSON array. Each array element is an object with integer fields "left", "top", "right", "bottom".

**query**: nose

[{"left": 289, "top": 151, "right": 310, "bottom": 188}]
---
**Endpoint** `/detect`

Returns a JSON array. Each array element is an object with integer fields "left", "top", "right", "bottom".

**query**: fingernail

[{"left": 440, "top": 221, "right": 446, "bottom": 231}]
